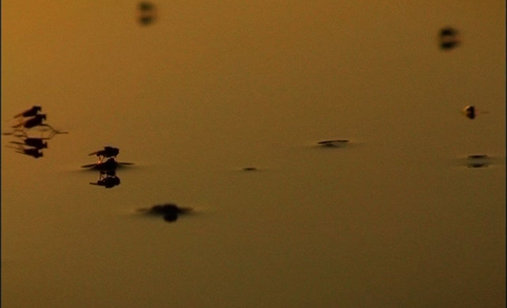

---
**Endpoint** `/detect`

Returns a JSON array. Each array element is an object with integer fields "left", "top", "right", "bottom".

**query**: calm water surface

[{"left": 2, "top": 1, "right": 505, "bottom": 307}]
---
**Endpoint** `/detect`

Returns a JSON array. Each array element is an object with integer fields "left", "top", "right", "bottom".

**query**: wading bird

[
  {"left": 12, "top": 114, "right": 53, "bottom": 129},
  {"left": 89, "top": 146, "right": 120, "bottom": 163},
  {"left": 14, "top": 106, "right": 42, "bottom": 118}
]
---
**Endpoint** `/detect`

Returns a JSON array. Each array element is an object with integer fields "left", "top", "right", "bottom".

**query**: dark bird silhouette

[
  {"left": 439, "top": 27, "right": 460, "bottom": 50},
  {"left": 138, "top": 204, "right": 193, "bottom": 222},
  {"left": 463, "top": 105, "right": 475, "bottom": 119},
  {"left": 89, "top": 146, "right": 119, "bottom": 162},
  {"left": 12, "top": 114, "right": 51, "bottom": 129},
  {"left": 14, "top": 106, "right": 42, "bottom": 118}
]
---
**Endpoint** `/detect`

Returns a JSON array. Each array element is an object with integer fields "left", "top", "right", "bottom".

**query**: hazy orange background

[{"left": 2, "top": 1, "right": 505, "bottom": 307}]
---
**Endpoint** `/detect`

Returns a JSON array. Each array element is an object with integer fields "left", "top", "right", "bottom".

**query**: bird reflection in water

[
  {"left": 137, "top": 204, "right": 193, "bottom": 223},
  {"left": 82, "top": 147, "right": 134, "bottom": 189},
  {"left": 3, "top": 106, "right": 68, "bottom": 158},
  {"left": 90, "top": 169, "right": 121, "bottom": 189}
]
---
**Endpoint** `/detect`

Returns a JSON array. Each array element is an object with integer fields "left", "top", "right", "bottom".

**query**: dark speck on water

[
  {"left": 242, "top": 167, "right": 257, "bottom": 171},
  {"left": 317, "top": 139, "right": 349, "bottom": 147},
  {"left": 466, "top": 154, "right": 490, "bottom": 168},
  {"left": 138, "top": 204, "right": 193, "bottom": 223}
]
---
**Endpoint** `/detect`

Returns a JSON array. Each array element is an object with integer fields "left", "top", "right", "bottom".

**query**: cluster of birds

[
  {"left": 2, "top": 26, "right": 491, "bottom": 224},
  {"left": 4, "top": 106, "right": 67, "bottom": 158}
]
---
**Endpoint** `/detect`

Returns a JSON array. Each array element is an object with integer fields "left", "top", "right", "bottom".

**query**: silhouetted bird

[
  {"left": 14, "top": 106, "right": 42, "bottom": 118},
  {"left": 463, "top": 105, "right": 475, "bottom": 119},
  {"left": 12, "top": 114, "right": 49, "bottom": 129},
  {"left": 89, "top": 146, "right": 119, "bottom": 162},
  {"left": 139, "top": 204, "right": 193, "bottom": 222}
]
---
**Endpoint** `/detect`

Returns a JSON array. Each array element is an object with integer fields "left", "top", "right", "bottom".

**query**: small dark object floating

[
  {"left": 138, "top": 204, "right": 193, "bottom": 222},
  {"left": 242, "top": 167, "right": 257, "bottom": 171},
  {"left": 468, "top": 154, "right": 488, "bottom": 159},
  {"left": 467, "top": 154, "right": 489, "bottom": 168},
  {"left": 82, "top": 157, "right": 119, "bottom": 171},
  {"left": 439, "top": 27, "right": 460, "bottom": 50},
  {"left": 12, "top": 114, "right": 48, "bottom": 129},
  {"left": 463, "top": 105, "right": 475, "bottom": 119},
  {"left": 318, "top": 139, "right": 349, "bottom": 147},
  {"left": 137, "top": 1, "right": 156, "bottom": 25}
]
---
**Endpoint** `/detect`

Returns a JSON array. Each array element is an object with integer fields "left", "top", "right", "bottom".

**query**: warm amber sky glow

[{"left": 2, "top": 1, "right": 505, "bottom": 307}]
